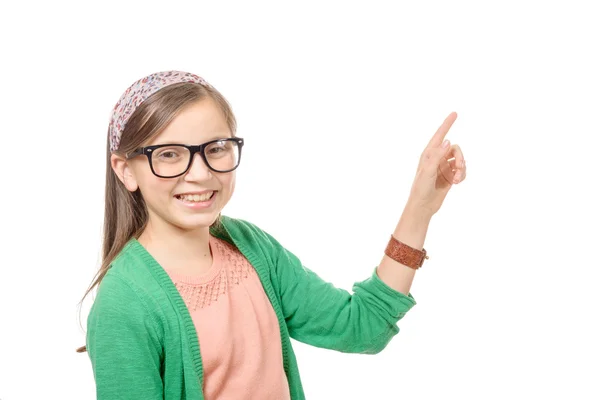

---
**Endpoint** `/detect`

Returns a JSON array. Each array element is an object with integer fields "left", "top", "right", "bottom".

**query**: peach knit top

[{"left": 164, "top": 235, "right": 290, "bottom": 400}]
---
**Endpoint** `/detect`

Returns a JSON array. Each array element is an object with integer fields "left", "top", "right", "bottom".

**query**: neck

[{"left": 138, "top": 216, "right": 213, "bottom": 272}]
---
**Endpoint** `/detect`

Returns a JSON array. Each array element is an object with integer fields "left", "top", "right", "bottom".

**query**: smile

[{"left": 175, "top": 191, "right": 216, "bottom": 203}]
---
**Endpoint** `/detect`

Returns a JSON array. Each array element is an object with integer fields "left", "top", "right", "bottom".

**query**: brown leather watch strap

[{"left": 384, "top": 234, "right": 429, "bottom": 269}]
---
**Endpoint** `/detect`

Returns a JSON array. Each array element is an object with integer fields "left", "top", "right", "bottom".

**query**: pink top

[{"left": 164, "top": 235, "right": 290, "bottom": 400}]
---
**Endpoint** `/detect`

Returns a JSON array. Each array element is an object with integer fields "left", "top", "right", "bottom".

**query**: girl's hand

[{"left": 407, "top": 112, "right": 467, "bottom": 217}]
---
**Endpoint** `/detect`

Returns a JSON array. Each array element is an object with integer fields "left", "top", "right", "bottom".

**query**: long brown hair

[{"left": 76, "top": 82, "right": 237, "bottom": 352}]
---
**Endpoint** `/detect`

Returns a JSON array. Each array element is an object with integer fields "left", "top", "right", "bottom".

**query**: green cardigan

[{"left": 86, "top": 215, "right": 417, "bottom": 399}]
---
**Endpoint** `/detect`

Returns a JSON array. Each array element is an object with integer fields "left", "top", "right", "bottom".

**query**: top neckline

[{"left": 148, "top": 235, "right": 224, "bottom": 286}]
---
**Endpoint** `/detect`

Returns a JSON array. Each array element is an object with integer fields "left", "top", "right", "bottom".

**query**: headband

[{"left": 108, "top": 70, "right": 211, "bottom": 152}]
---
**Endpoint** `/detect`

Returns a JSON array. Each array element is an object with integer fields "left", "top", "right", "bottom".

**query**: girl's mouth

[{"left": 175, "top": 191, "right": 216, "bottom": 204}]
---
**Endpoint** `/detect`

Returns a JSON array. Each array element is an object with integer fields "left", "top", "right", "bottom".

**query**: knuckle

[{"left": 423, "top": 148, "right": 435, "bottom": 159}]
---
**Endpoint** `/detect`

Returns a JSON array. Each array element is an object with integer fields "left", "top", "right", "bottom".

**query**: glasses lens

[
  {"left": 151, "top": 145, "right": 191, "bottom": 177},
  {"left": 204, "top": 139, "right": 241, "bottom": 172}
]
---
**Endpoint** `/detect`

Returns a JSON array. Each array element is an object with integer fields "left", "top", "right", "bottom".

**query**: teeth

[{"left": 178, "top": 192, "right": 213, "bottom": 202}]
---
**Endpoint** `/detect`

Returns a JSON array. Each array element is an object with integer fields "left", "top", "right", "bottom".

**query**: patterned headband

[{"left": 108, "top": 70, "right": 211, "bottom": 152}]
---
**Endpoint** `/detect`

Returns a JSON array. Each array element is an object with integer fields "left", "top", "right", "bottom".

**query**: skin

[
  {"left": 377, "top": 112, "right": 467, "bottom": 295},
  {"left": 111, "top": 98, "right": 236, "bottom": 275}
]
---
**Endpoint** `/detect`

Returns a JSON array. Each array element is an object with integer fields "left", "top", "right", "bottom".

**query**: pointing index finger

[{"left": 427, "top": 112, "right": 458, "bottom": 148}]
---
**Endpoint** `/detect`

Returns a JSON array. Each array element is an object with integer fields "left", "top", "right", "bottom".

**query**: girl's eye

[
  {"left": 206, "top": 141, "right": 230, "bottom": 155},
  {"left": 154, "top": 147, "right": 185, "bottom": 161},
  {"left": 208, "top": 147, "right": 224, "bottom": 154},
  {"left": 159, "top": 151, "right": 178, "bottom": 158}
]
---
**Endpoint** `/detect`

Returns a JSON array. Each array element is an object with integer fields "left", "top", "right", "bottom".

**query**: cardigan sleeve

[
  {"left": 270, "top": 234, "right": 417, "bottom": 354},
  {"left": 86, "top": 271, "right": 164, "bottom": 399}
]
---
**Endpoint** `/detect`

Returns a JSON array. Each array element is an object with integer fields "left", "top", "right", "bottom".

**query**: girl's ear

[{"left": 111, "top": 154, "right": 139, "bottom": 192}]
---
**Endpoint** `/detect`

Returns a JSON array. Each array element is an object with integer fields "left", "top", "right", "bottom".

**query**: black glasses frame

[{"left": 127, "top": 137, "right": 244, "bottom": 178}]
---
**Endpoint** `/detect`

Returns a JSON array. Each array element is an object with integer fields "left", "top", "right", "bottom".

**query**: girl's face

[{"left": 114, "top": 98, "right": 236, "bottom": 232}]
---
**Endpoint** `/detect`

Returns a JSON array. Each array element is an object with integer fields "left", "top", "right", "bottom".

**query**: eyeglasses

[{"left": 126, "top": 137, "right": 244, "bottom": 178}]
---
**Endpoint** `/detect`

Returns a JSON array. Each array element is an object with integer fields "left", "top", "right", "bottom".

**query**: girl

[{"left": 77, "top": 70, "right": 467, "bottom": 399}]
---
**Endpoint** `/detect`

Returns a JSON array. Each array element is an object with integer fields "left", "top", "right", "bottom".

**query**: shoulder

[
  {"left": 87, "top": 268, "right": 164, "bottom": 340},
  {"left": 216, "top": 216, "right": 295, "bottom": 276},
  {"left": 88, "top": 241, "right": 164, "bottom": 325},
  {"left": 106, "top": 239, "right": 167, "bottom": 297},
  {"left": 90, "top": 270, "right": 139, "bottom": 311},
  {"left": 90, "top": 268, "right": 150, "bottom": 316},
  {"left": 86, "top": 270, "right": 164, "bottom": 361},
  {"left": 218, "top": 215, "right": 283, "bottom": 249}
]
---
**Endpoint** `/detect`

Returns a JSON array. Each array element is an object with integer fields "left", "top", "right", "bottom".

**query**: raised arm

[
  {"left": 270, "top": 112, "right": 467, "bottom": 354},
  {"left": 379, "top": 112, "right": 466, "bottom": 294}
]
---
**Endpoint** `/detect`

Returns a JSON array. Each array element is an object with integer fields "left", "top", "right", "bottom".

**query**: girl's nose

[{"left": 184, "top": 153, "right": 212, "bottom": 181}]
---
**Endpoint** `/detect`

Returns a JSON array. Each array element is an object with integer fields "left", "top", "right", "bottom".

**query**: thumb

[
  {"left": 440, "top": 139, "right": 451, "bottom": 155},
  {"left": 436, "top": 139, "right": 451, "bottom": 163},
  {"left": 421, "top": 139, "right": 451, "bottom": 178},
  {"left": 425, "top": 139, "right": 451, "bottom": 177}
]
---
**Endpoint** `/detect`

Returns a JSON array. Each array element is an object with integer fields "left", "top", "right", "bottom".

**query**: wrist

[
  {"left": 402, "top": 200, "right": 434, "bottom": 224},
  {"left": 393, "top": 204, "right": 431, "bottom": 252}
]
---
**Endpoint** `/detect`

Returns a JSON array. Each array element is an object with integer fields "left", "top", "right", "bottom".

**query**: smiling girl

[{"left": 78, "top": 70, "right": 467, "bottom": 400}]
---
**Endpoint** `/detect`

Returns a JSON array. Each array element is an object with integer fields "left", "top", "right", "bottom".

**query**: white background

[{"left": 1, "top": 0, "right": 599, "bottom": 399}]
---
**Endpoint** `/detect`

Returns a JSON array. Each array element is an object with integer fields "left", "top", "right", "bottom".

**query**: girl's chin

[{"left": 172, "top": 212, "right": 221, "bottom": 230}]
